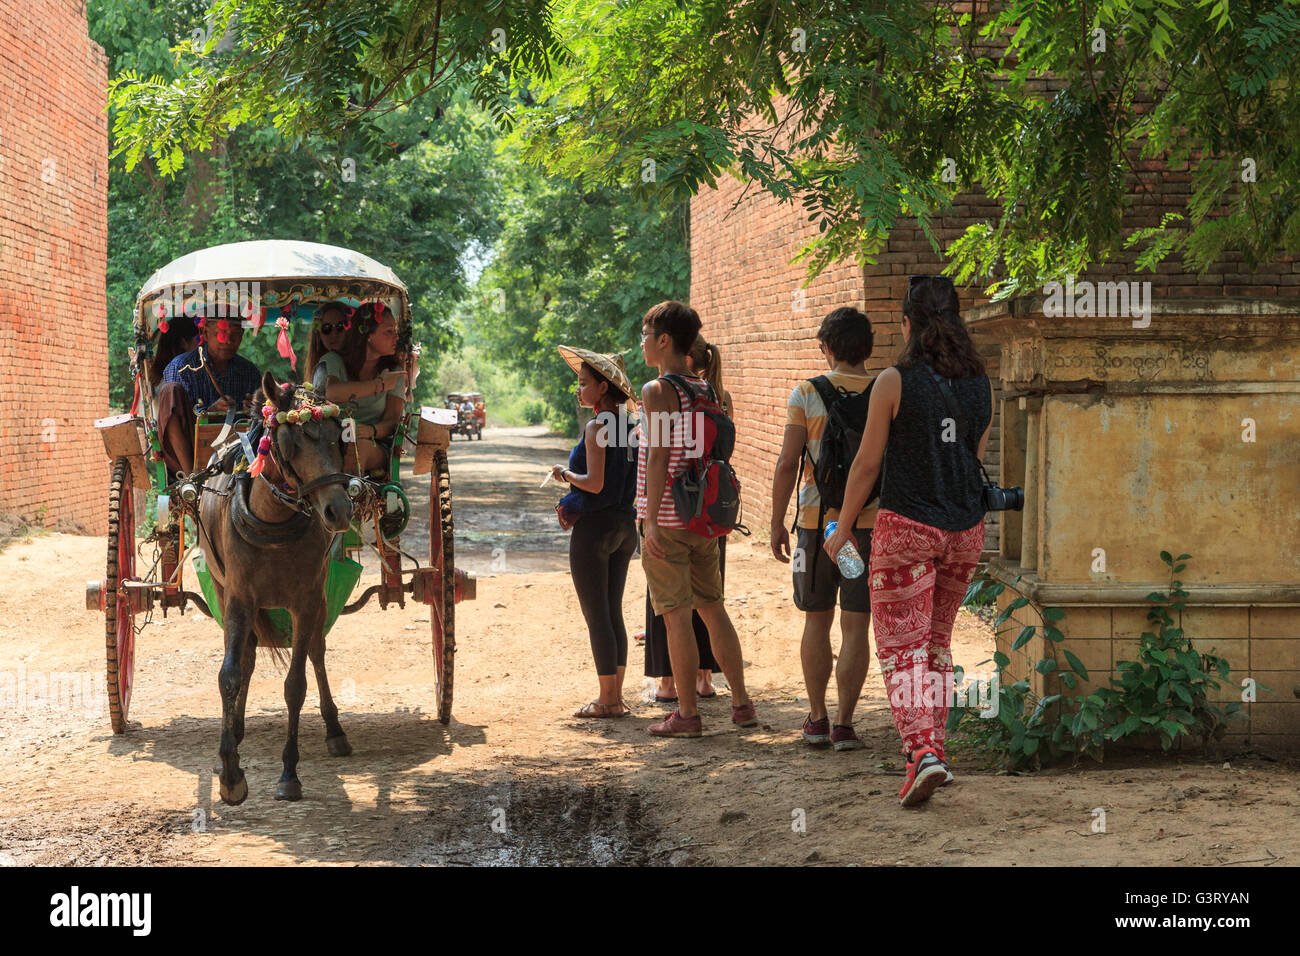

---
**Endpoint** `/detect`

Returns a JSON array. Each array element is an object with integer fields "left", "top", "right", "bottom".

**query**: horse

[{"left": 196, "top": 371, "right": 357, "bottom": 804}]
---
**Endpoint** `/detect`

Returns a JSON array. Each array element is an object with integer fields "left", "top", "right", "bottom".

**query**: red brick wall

[
  {"left": 691, "top": 142, "right": 1299, "bottom": 547},
  {"left": 690, "top": 176, "right": 1003, "bottom": 544},
  {"left": 0, "top": 1, "right": 109, "bottom": 534}
]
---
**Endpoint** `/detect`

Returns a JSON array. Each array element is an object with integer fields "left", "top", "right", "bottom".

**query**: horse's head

[{"left": 259, "top": 371, "right": 354, "bottom": 534}]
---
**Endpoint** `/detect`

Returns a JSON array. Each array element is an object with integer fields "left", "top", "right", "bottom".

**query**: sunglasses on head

[
  {"left": 905, "top": 274, "right": 956, "bottom": 309},
  {"left": 318, "top": 321, "right": 350, "bottom": 335}
]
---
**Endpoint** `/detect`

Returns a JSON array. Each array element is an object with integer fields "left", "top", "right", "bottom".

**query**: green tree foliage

[
  {"left": 107, "top": 0, "right": 564, "bottom": 173},
  {"left": 92, "top": 0, "right": 503, "bottom": 409},
  {"left": 464, "top": 144, "right": 689, "bottom": 430},
  {"left": 107, "top": 0, "right": 1300, "bottom": 299},
  {"left": 511, "top": 0, "right": 1300, "bottom": 295}
]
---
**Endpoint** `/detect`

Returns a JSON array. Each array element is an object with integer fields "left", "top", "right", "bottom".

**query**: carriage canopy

[{"left": 134, "top": 240, "right": 410, "bottom": 334}]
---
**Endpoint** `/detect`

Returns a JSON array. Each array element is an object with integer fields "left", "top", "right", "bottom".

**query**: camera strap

[{"left": 923, "top": 364, "right": 992, "bottom": 485}]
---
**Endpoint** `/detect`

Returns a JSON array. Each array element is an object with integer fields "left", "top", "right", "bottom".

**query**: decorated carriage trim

[{"left": 136, "top": 280, "right": 407, "bottom": 334}]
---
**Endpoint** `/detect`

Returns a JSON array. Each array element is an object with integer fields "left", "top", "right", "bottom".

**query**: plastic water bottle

[{"left": 825, "top": 520, "right": 865, "bottom": 579}]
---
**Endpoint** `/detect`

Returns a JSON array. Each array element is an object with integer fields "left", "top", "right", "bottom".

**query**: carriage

[
  {"left": 86, "top": 240, "right": 474, "bottom": 735},
  {"left": 445, "top": 392, "right": 485, "bottom": 440}
]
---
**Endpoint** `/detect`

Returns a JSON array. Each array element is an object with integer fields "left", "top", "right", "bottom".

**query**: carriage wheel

[
  {"left": 429, "top": 449, "right": 455, "bottom": 724},
  {"left": 106, "top": 457, "right": 137, "bottom": 733}
]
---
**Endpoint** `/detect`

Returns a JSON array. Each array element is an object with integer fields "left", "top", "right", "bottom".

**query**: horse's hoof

[
  {"left": 220, "top": 774, "right": 248, "bottom": 806},
  {"left": 326, "top": 734, "right": 352, "bottom": 757},
  {"left": 275, "top": 778, "right": 303, "bottom": 801}
]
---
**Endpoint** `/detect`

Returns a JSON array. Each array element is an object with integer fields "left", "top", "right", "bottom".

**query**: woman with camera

[{"left": 824, "top": 275, "right": 996, "bottom": 807}]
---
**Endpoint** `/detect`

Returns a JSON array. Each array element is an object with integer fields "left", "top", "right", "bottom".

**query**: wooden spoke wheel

[
  {"left": 429, "top": 449, "right": 455, "bottom": 724},
  {"left": 106, "top": 457, "right": 137, "bottom": 733}
]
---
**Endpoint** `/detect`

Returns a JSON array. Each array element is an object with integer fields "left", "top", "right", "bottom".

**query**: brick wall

[
  {"left": 0, "top": 1, "right": 109, "bottom": 534},
  {"left": 690, "top": 176, "right": 1003, "bottom": 548},
  {"left": 690, "top": 139, "right": 1299, "bottom": 552}
]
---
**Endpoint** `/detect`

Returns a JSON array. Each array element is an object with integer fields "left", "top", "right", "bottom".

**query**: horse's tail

[{"left": 253, "top": 610, "right": 291, "bottom": 669}]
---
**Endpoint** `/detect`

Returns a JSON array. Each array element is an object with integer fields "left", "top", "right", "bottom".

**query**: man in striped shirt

[
  {"left": 636, "top": 301, "right": 757, "bottom": 738},
  {"left": 770, "top": 307, "right": 876, "bottom": 751}
]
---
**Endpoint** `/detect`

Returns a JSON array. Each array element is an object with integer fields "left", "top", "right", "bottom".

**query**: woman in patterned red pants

[{"left": 826, "top": 275, "right": 994, "bottom": 807}]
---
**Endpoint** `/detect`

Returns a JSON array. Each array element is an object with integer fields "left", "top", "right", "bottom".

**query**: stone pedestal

[{"left": 965, "top": 296, "right": 1300, "bottom": 747}]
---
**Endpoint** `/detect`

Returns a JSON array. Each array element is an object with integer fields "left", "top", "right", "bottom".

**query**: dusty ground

[{"left": 1, "top": 425, "right": 1297, "bottom": 867}]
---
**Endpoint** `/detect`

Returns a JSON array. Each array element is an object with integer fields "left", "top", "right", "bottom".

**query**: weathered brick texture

[
  {"left": 690, "top": 130, "right": 1298, "bottom": 551},
  {"left": 0, "top": 1, "right": 109, "bottom": 534},
  {"left": 690, "top": 176, "right": 1004, "bottom": 549}
]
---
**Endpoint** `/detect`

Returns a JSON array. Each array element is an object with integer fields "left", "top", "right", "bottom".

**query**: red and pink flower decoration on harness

[{"left": 248, "top": 395, "right": 342, "bottom": 477}]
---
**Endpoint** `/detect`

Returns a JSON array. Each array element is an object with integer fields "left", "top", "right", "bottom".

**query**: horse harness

[{"left": 199, "top": 414, "right": 356, "bottom": 548}]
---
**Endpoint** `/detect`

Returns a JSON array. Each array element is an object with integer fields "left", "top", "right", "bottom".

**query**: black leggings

[{"left": 569, "top": 508, "right": 638, "bottom": 676}]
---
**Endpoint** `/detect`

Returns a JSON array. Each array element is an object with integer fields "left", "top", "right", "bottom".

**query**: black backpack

[{"left": 797, "top": 375, "right": 881, "bottom": 571}]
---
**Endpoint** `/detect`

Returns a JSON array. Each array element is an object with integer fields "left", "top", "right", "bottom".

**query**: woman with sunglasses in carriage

[
  {"left": 304, "top": 302, "right": 352, "bottom": 384},
  {"left": 311, "top": 301, "right": 407, "bottom": 475}
]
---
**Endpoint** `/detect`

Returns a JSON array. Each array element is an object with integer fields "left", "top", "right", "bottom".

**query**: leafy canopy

[
  {"left": 463, "top": 140, "right": 689, "bottom": 430},
  {"left": 93, "top": 0, "right": 505, "bottom": 408},
  {"left": 106, "top": 0, "right": 1300, "bottom": 298}
]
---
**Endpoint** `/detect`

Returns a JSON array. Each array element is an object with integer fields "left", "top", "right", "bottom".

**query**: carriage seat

[{"left": 194, "top": 418, "right": 252, "bottom": 473}]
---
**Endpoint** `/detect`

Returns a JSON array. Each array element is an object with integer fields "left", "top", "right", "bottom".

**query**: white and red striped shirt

[{"left": 634, "top": 375, "right": 706, "bottom": 529}]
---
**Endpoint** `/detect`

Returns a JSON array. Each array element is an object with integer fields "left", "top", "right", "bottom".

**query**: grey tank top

[{"left": 878, "top": 365, "right": 991, "bottom": 531}]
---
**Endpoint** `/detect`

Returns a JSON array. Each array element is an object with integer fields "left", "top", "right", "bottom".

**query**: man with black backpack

[
  {"left": 771, "top": 307, "right": 877, "bottom": 751},
  {"left": 637, "top": 301, "right": 757, "bottom": 739}
]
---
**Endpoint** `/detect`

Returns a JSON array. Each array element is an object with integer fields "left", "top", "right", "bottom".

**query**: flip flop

[
  {"left": 654, "top": 694, "right": 679, "bottom": 704},
  {"left": 573, "top": 701, "right": 631, "bottom": 718},
  {"left": 697, "top": 690, "right": 718, "bottom": 699}
]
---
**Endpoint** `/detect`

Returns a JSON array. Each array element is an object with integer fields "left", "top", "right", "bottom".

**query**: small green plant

[
  {"left": 950, "top": 549, "right": 1248, "bottom": 771},
  {"left": 1086, "top": 551, "right": 1245, "bottom": 751},
  {"left": 948, "top": 575, "right": 1072, "bottom": 770}
]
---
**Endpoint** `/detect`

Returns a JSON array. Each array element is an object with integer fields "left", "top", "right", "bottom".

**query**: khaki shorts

[{"left": 639, "top": 520, "right": 723, "bottom": 614}]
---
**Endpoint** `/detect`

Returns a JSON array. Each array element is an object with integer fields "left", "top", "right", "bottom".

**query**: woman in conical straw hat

[{"left": 552, "top": 346, "right": 641, "bottom": 718}]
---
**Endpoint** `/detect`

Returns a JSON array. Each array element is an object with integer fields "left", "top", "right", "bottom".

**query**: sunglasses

[
  {"left": 318, "top": 321, "right": 350, "bottom": 335},
  {"left": 905, "top": 274, "right": 956, "bottom": 309}
]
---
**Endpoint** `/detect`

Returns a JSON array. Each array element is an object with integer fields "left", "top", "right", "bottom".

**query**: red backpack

[{"left": 659, "top": 374, "right": 750, "bottom": 538}]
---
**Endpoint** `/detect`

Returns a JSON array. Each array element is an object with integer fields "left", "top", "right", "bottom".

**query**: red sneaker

[
  {"left": 648, "top": 709, "right": 702, "bottom": 738},
  {"left": 802, "top": 715, "right": 831, "bottom": 745},
  {"left": 898, "top": 748, "right": 948, "bottom": 807},
  {"left": 731, "top": 701, "right": 758, "bottom": 727},
  {"left": 831, "top": 724, "right": 865, "bottom": 751}
]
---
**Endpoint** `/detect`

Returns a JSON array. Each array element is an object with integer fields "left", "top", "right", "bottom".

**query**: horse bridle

[{"left": 256, "top": 417, "right": 356, "bottom": 516}]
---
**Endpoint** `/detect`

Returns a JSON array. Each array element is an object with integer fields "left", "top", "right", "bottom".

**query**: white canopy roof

[{"left": 136, "top": 240, "right": 407, "bottom": 302}]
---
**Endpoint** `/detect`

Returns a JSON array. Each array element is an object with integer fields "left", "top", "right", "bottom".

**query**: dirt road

[{"left": 1, "top": 426, "right": 1297, "bottom": 866}]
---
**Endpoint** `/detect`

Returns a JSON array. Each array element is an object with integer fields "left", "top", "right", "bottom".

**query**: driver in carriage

[
  {"left": 157, "top": 317, "right": 262, "bottom": 475},
  {"left": 311, "top": 301, "right": 407, "bottom": 476}
]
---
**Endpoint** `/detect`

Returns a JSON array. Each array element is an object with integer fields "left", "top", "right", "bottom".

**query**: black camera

[{"left": 982, "top": 481, "right": 1025, "bottom": 512}]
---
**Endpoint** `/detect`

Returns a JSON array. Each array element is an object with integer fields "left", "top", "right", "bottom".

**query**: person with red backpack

[
  {"left": 643, "top": 335, "right": 730, "bottom": 704},
  {"left": 770, "top": 307, "right": 877, "bottom": 752},
  {"left": 636, "top": 301, "right": 757, "bottom": 738}
]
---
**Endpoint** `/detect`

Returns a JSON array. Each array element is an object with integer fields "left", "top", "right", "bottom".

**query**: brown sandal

[{"left": 573, "top": 701, "right": 631, "bottom": 719}]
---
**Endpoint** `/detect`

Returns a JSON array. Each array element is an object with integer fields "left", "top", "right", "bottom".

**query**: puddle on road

[{"left": 390, "top": 780, "right": 659, "bottom": 866}]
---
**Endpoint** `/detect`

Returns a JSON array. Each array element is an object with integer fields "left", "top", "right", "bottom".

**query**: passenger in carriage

[
  {"left": 304, "top": 301, "right": 352, "bottom": 386},
  {"left": 311, "top": 301, "right": 407, "bottom": 474},
  {"left": 148, "top": 314, "right": 199, "bottom": 397},
  {"left": 157, "top": 318, "right": 262, "bottom": 474}
]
